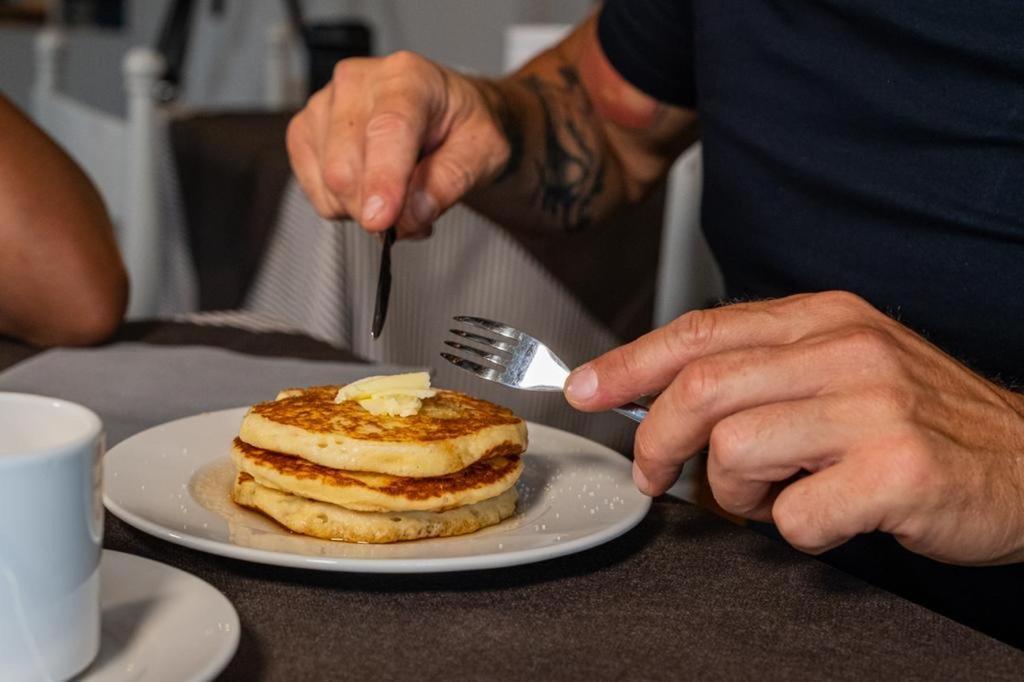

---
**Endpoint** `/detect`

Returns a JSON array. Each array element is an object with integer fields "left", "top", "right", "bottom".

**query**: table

[{"left": 2, "top": 322, "right": 1022, "bottom": 680}]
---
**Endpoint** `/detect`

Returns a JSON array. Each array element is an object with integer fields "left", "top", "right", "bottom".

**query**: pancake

[
  {"left": 238, "top": 385, "right": 528, "bottom": 477},
  {"left": 231, "top": 472, "right": 518, "bottom": 543},
  {"left": 231, "top": 438, "right": 523, "bottom": 513}
]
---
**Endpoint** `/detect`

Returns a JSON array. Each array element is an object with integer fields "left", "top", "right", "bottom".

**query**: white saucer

[
  {"left": 77, "top": 550, "right": 239, "bottom": 681},
  {"left": 103, "top": 408, "right": 650, "bottom": 573}
]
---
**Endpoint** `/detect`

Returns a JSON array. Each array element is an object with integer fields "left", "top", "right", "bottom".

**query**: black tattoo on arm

[{"left": 522, "top": 66, "right": 605, "bottom": 232}]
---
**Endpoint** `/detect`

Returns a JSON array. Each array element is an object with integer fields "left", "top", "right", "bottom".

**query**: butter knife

[{"left": 370, "top": 226, "right": 397, "bottom": 339}]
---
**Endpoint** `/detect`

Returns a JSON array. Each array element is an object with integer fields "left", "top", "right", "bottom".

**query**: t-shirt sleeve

[{"left": 597, "top": 0, "right": 696, "bottom": 108}]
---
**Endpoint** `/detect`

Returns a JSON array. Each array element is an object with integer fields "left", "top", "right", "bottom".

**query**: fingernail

[
  {"left": 632, "top": 461, "right": 653, "bottom": 496},
  {"left": 410, "top": 190, "right": 437, "bottom": 224},
  {"left": 564, "top": 366, "right": 597, "bottom": 405},
  {"left": 363, "top": 195, "right": 385, "bottom": 224}
]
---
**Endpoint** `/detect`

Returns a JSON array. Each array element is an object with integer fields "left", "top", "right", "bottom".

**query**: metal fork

[{"left": 440, "top": 316, "right": 648, "bottom": 423}]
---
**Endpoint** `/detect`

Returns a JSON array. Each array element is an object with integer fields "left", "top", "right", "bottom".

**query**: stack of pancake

[{"left": 230, "top": 385, "right": 528, "bottom": 543}]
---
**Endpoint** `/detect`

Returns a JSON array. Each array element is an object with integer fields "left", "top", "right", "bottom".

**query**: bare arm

[
  {"left": 0, "top": 95, "right": 128, "bottom": 346},
  {"left": 286, "top": 12, "right": 697, "bottom": 238}
]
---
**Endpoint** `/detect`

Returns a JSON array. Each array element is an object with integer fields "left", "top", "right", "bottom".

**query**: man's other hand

[{"left": 564, "top": 291, "right": 1024, "bottom": 565}]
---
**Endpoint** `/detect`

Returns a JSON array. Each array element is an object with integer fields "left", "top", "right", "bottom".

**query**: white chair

[
  {"left": 655, "top": 143, "right": 724, "bottom": 326},
  {"left": 32, "top": 27, "right": 165, "bottom": 319},
  {"left": 263, "top": 21, "right": 306, "bottom": 110},
  {"left": 30, "top": 21, "right": 304, "bottom": 319}
]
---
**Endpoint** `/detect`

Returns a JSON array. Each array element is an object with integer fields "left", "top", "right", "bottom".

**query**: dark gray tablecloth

[{"left": 2, "top": 323, "right": 1022, "bottom": 680}]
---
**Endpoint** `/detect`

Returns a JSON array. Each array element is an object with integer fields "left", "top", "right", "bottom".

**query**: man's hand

[
  {"left": 564, "top": 291, "right": 1024, "bottom": 565},
  {"left": 286, "top": 17, "right": 698, "bottom": 240},
  {"left": 286, "top": 51, "right": 511, "bottom": 238}
]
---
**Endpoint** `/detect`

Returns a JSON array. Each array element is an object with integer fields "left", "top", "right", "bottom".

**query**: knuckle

[
  {"left": 673, "top": 359, "right": 720, "bottom": 414},
  {"left": 706, "top": 459, "right": 756, "bottom": 517},
  {"left": 285, "top": 116, "right": 304, "bottom": 155},
  {"left": 438, "top": 158, "right": 476, "bottom": 197},
  {"left": 708, "top": 418, "right": 749, "bottom": 473},
  {"left": 332, "top": 58, "right": 354, "bottom": 82},
  {"left": 365, "top": 110, "right": 415, "bottom": 139},
  {"left": 600, "top": 345, "right": 647, "bottom": 396},
  {"left": 837, "top": 326, "right": 896, "bottom": 361},
  {"left": 865, "top": 384, "right": 916, "bottom": 418},
  {"left": 711, "top": 486, "right": 753, "bottom": 518},
  {"left": 387, "top": 49, "right": 425, "bottom": 71},
  {"left": 311, "top": 198, "right": 335, "bottom": 220},
  {"left": 322, "top": 161, "right": 355, "bottom": 196},
  {"left": 707, "top": 478, "right": 736, "bottom": 512},
  {"left": 303, "top": 187, "right": 337, "bottom": 219},
  {"left": 887, "top": 431, "right": 937, "bottom": 492},
  {"left": 669, "top": 308, "right": 718, "bottom": 354},
  {"left": 772, "top": 497, "right": 818, "bottom": 552},
  {"left": 308, "top": 86, "right": 330, "bottom": 108},
  {"left": 816, "top": 290, "right": 869, "bottom": 313},
  {"left": 301, "top": 87, "right": 330, "bottom": 115},
  {"left": 332, "top": 57, "right": 369, "bottom": 83}
]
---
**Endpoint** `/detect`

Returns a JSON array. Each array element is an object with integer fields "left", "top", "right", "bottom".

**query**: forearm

[
  {"left": 0, "top": 96, "right": 127, "bottom": 346},
  {"left": 466, "top": 16, "right": 697, "bottom": 232},
  {"left": 465, "top": 26, "right": 623, "bottom": 232}
]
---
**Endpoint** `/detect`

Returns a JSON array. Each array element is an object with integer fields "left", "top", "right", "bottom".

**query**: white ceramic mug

[{"left": 0, "top": 393, "right": 103, "bottom": 681}]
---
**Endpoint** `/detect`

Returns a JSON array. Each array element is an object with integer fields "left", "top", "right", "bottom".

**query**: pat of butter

[
  {"left": 335, "top": 372, "right": 437, "bottom": 416},
  {"left": 356, "top": 394, "right": 423, "bottom": 417}
]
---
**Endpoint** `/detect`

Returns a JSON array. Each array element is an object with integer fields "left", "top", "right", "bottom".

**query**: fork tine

[
  {"left": 443, "top": 340, "right": 507, "bottom": 366},
  {"left": 447, "top": 328, "right": 516, "bottom": 352},
  {"left": 452, "top": 315, "right": 521, "bottom": 341},
  {"left": 440, "top": 352, "right": 503, "bottom": 382}
]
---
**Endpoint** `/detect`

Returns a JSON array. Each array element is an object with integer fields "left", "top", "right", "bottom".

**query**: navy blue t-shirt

[{"left": 599, "top": 1, "right": 1024, "bottom": 385}]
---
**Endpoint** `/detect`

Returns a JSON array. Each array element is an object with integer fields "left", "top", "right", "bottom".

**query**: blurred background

[
  {"left": 0, "top": 0, "right": 598, "bottom": 113},
  {"left": 0, "top": 0, "right": 717, "bottom": 493}
]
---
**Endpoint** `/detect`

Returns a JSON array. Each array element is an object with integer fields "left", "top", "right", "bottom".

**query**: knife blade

[{"left": 370, "top": 226, "right": 397, "bottom": 339}]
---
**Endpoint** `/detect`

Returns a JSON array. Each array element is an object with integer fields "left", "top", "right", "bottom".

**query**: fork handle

[{"left": 613, "top": 402, "right": 648, "bottom": 423}]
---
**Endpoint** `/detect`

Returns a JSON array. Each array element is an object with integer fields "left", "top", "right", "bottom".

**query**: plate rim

[
  {"left": 103, "top": 407, "right": 651, "bottom": 574},
  {"left": 93, "top": 549, "right": 239, "bottom": 682}
]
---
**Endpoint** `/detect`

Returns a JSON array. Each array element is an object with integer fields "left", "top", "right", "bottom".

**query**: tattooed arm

[
  {"left": 468, "top": 17, "right": 697, "bottom": 232},
  {"left": 286, "top": 13, "right": 696, "bottom": 238},
  {"left": 471, "top": 67, "right": 609, "bottom": 232}
]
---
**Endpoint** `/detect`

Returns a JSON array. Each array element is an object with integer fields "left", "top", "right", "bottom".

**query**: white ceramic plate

[
  {"left": 79, "top": 550, "right": 238, "bottom": 682},
  {"left": 103, "top": 408, "right": 650, "bottom": 573}
]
